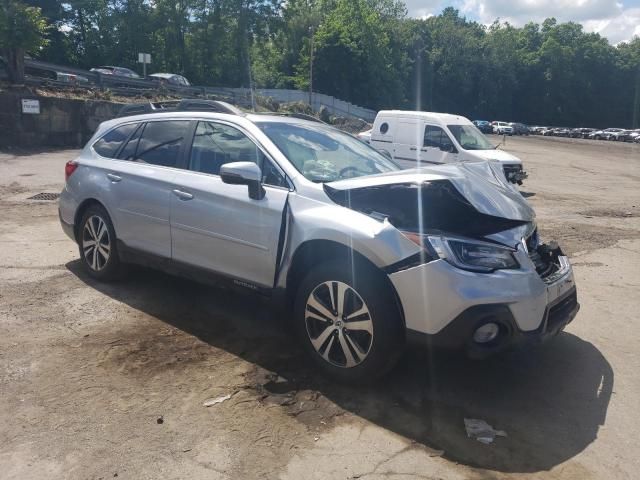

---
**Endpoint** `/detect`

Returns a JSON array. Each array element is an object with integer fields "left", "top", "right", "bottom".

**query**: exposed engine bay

[{"left": 325, "top": 179, "right": 529, "bottom": 239}]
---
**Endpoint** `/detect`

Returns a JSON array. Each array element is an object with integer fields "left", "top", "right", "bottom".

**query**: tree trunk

[{"left": 3, "top": 48, "right": 25, "bottom": 84}]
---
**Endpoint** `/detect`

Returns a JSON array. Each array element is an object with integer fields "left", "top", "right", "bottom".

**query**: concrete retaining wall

[{"left": 0, "top": 91, "right": 122, "bottom": 148}]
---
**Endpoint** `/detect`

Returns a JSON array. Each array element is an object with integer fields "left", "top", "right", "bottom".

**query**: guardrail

[{"left": 14, "top": 58, "right": 375, "bottom": 122}]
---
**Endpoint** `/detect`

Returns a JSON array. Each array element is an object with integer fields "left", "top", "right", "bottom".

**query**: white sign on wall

[{"left": 21, "top": 99, "right": 40, "bottom": 114}]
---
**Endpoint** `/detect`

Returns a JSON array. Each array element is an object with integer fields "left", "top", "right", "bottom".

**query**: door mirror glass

[
  {"left": 220, "top": 162, "right": 265, "bottom": 200},
  {"left": 440, "top": 143, "right": 455, "bottom": 153}
]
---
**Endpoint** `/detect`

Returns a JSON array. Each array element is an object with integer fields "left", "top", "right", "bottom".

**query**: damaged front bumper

[
  {"left": 503, "top": 164, "right": 528, "bottom": 185},
  {"left": 389, "top": 242, "right": 579, "bottom": 357}
]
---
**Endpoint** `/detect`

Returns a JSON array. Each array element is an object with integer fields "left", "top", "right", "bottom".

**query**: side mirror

[
  {"left": 440, "top": 143, "right": 456, "bottom": 153},
  {"left": 220, "top": 162, "right": 265, "bottom": 200}
]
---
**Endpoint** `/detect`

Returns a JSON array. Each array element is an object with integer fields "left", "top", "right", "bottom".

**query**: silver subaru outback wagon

[{"left": 59, "top": 110, "right": 579, "bottom": 382}]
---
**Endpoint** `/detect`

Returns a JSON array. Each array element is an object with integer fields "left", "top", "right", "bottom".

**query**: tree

[{"left": 0, "top": 0, "right": 49, "bottom": 83}]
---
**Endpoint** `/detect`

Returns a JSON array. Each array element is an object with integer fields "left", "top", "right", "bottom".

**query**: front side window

[
  {"left": 423, "top": 125, "right": 454, "bottom": 149},
  {"left": 447, "top": 124, "right": 494, "bottom": 151},
  {"left": 258, "top": 122, "right": 399, "bottom": 183},
  {"left": 93, "top": 123, "right": 138, "bottom": 158},
  {"left": 189, "top": 121, "right": 287, "bottom": 187},
  {"left": 135, "top": 120, "right": 191, "bottom": 167}
]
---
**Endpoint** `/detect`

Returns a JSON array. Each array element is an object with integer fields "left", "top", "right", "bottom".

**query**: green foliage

[
  {"left": 23, "top": 0, "right": 640, "bottom": 127},
  {"left": 0, "top": 0, "right": 49, "bottom": 52}
]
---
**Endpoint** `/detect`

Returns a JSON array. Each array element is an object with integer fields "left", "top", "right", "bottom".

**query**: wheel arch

[
  {"left": 284, "top": 239, "right": 406, "bottom": 328},
  {"left": 73, "top": 198, "right": 111, "bottom": 242}
]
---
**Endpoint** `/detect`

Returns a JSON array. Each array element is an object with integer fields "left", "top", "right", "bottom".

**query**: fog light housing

[{"left": 473, "top": 322, "right": 500, "bottom": 344}]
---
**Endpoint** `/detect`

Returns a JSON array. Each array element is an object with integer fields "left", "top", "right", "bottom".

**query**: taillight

[{"left": 65, "top": 160, "right": 78, "bottom": 181}]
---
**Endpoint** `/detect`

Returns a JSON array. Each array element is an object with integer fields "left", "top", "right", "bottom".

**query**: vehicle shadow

[
  {"left": 520, "top": 191, "right": 536, "bottom": 198},
  {"left": 67, "top": 261, "right": 613, "bottom": 474}
]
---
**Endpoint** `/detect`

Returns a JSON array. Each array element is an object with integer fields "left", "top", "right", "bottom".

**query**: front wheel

[{"left": 293, "top": 261, "right": 404, "bottom": 383}]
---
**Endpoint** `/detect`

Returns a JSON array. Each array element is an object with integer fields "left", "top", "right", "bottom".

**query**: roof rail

[
  {"left": 254, "top": 112, "right": 325, "bottom": 123},
  {"left": 116, "top": 99, "right": 244, "bottom": 118}
]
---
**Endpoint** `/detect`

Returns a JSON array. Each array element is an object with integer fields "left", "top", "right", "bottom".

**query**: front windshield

[
  {"left": 258, "top": 122, "right": 400, "bottom": 182},
  {"left": 447, "top": 124, "right": 495, "bottom": 151}
]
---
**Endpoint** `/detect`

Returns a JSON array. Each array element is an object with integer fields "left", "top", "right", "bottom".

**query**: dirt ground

[{"left": 0, "top": 136, "right": 639, "bottom": 480}]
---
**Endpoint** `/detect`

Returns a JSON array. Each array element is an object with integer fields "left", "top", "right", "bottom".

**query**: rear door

[
  {"left": 369, "top": 116, "right": 395, "bottom": 157},
  {"left": 170, "top": 120, "right": 289, "bottom": 288},
  {"left": 97, "top": 119, "right": 192, "bottom": 258}
]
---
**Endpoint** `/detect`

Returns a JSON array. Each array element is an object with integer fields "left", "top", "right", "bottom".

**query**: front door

[
  {"left": 170, "top": 120, "right": 289, "bottom": 288},
  {"left": 419, "top": 124, "right": 459, "bottom": 164}
]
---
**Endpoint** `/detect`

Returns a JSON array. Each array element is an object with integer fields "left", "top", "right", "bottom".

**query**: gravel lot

[{"left": 1, "top": 136, "right": 639, "bottom": 480}]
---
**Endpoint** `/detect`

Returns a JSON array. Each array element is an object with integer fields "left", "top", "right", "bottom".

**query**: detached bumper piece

[{"left": 407, "top": 286, "right": 579, "bottom": 358}]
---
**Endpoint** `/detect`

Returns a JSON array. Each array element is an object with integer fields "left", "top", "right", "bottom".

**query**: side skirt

[{"left": 117, "top": 240, "right": 273, "bottom": 298}]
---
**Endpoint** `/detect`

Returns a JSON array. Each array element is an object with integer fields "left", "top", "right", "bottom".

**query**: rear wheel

[
  {"left": 78, "top": 205, "right": 124, "bottom": 281},
  {"left": 294, "top": 260, "right": 404, "bottom": 383}
]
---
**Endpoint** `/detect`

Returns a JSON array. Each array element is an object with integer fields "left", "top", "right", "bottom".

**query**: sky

[{"left": 403, "top": 0, "right": 640, "bottom": 44}]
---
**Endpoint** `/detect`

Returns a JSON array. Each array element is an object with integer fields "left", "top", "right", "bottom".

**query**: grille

[
  {"left": 526, "top": 229, "right": 559, "bottom": 279},
  {"left": 529, "top": 250, "right": 557, "bottom": 278},
  {"left": 28, "top": 192, "right": 60, "bottom": 201},
  {"left": 503, "top": 164, "right": 522, "bottom": 175}
]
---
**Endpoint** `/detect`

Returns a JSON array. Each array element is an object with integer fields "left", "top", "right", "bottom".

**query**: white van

[{"left": 364, "top": 110, "right": 527, "bottom": 184}]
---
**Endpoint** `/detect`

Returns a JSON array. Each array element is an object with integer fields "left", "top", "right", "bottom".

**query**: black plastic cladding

[{"left": 324, "top": 180, "right": 528, "bottom": 239}]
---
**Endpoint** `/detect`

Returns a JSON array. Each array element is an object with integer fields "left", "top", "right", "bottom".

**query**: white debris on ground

[
  {"left": 464, "top": 418, "right": 507, "bottom": 444},
  {"left": 203, "top": 394, "right": 233, "bottom": 407}
]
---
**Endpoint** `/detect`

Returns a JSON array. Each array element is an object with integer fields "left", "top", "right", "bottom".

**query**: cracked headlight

[{"left": 402, "top": 232, "right": 519, "bottom": 273}]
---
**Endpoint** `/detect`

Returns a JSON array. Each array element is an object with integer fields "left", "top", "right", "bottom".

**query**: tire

[
  {"left": 78, "top": 204, "right": 124, "bottom": 281},
  {"left": 293, "top": 260, "right": 404, "bottom": 383}
]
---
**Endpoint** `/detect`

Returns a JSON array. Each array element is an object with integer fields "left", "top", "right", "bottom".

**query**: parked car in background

[
  {"left": 589, "top": 128, "right": 624, "bottom": 140},
  {"left": 492, "top": 121, "right": 513, "bottom": 135},
  {"left": 90, "top": 66, "right": 141, "bottom": 78},
  {"left": 611, "top": 129, "right": 638, "bottom": 142},
  {"left": 59, "top": 107, "right": 577, "bottom": 382},
  {"left": 368, "top": 110, "right": 527, "bottom": 184},
  {"left": 542, "top": 127, "right": 555, "bottom": 136},
  {"left": 472, "top": 120, "right": 493, "bottom": 134},
  {"left": 570, "top": 128, "right": 595, "bottom": 138},
  {"left": 509, "top": 123, "right": 530, "bottom": 135},
  {"left": 149, "top": 73, "right": 191, "bottom": 86},
  {"left": 56, "top": 72, "right": 89, "bottom": 84},
  {"left": 629, "top": 130, "right": 640, "bottom": 142},
  {"left": 551, "top": 127, "right": 571, "bottom": 137}
]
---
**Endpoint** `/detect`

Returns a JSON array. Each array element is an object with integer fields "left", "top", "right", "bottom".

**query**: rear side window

[
  {"left": 135, "top": 120, "right": 191, "bottom": 167},
  {"left": 117, "top": 123, "right": 143, "bottom": 160},
  {"left": 93, "top": 123, "right": 138, "bottom": 158}
]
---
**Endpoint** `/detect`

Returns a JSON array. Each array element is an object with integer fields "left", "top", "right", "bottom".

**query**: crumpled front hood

[
  {"left": 470, "top": 148, "right": 522, "bottom": 164},
  {"left": 325, "top": 161, "right": 535, "bottom": 222}
]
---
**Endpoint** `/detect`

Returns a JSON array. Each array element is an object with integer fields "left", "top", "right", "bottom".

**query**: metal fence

[{"left": 12, "top": 59, "right": 375, "bottom": 122}]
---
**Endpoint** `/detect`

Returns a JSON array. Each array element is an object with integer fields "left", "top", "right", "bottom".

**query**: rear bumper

[{"left": 59, "top": 208, "right": 75, "bottom": 241}]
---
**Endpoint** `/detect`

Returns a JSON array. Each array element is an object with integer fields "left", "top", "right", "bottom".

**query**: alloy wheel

[
  {"left": 305, "top": 281, "right": 374, "bottom": 368},
  {"left": 82, "top": 215, "right": 110, "bottom": 271}
]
